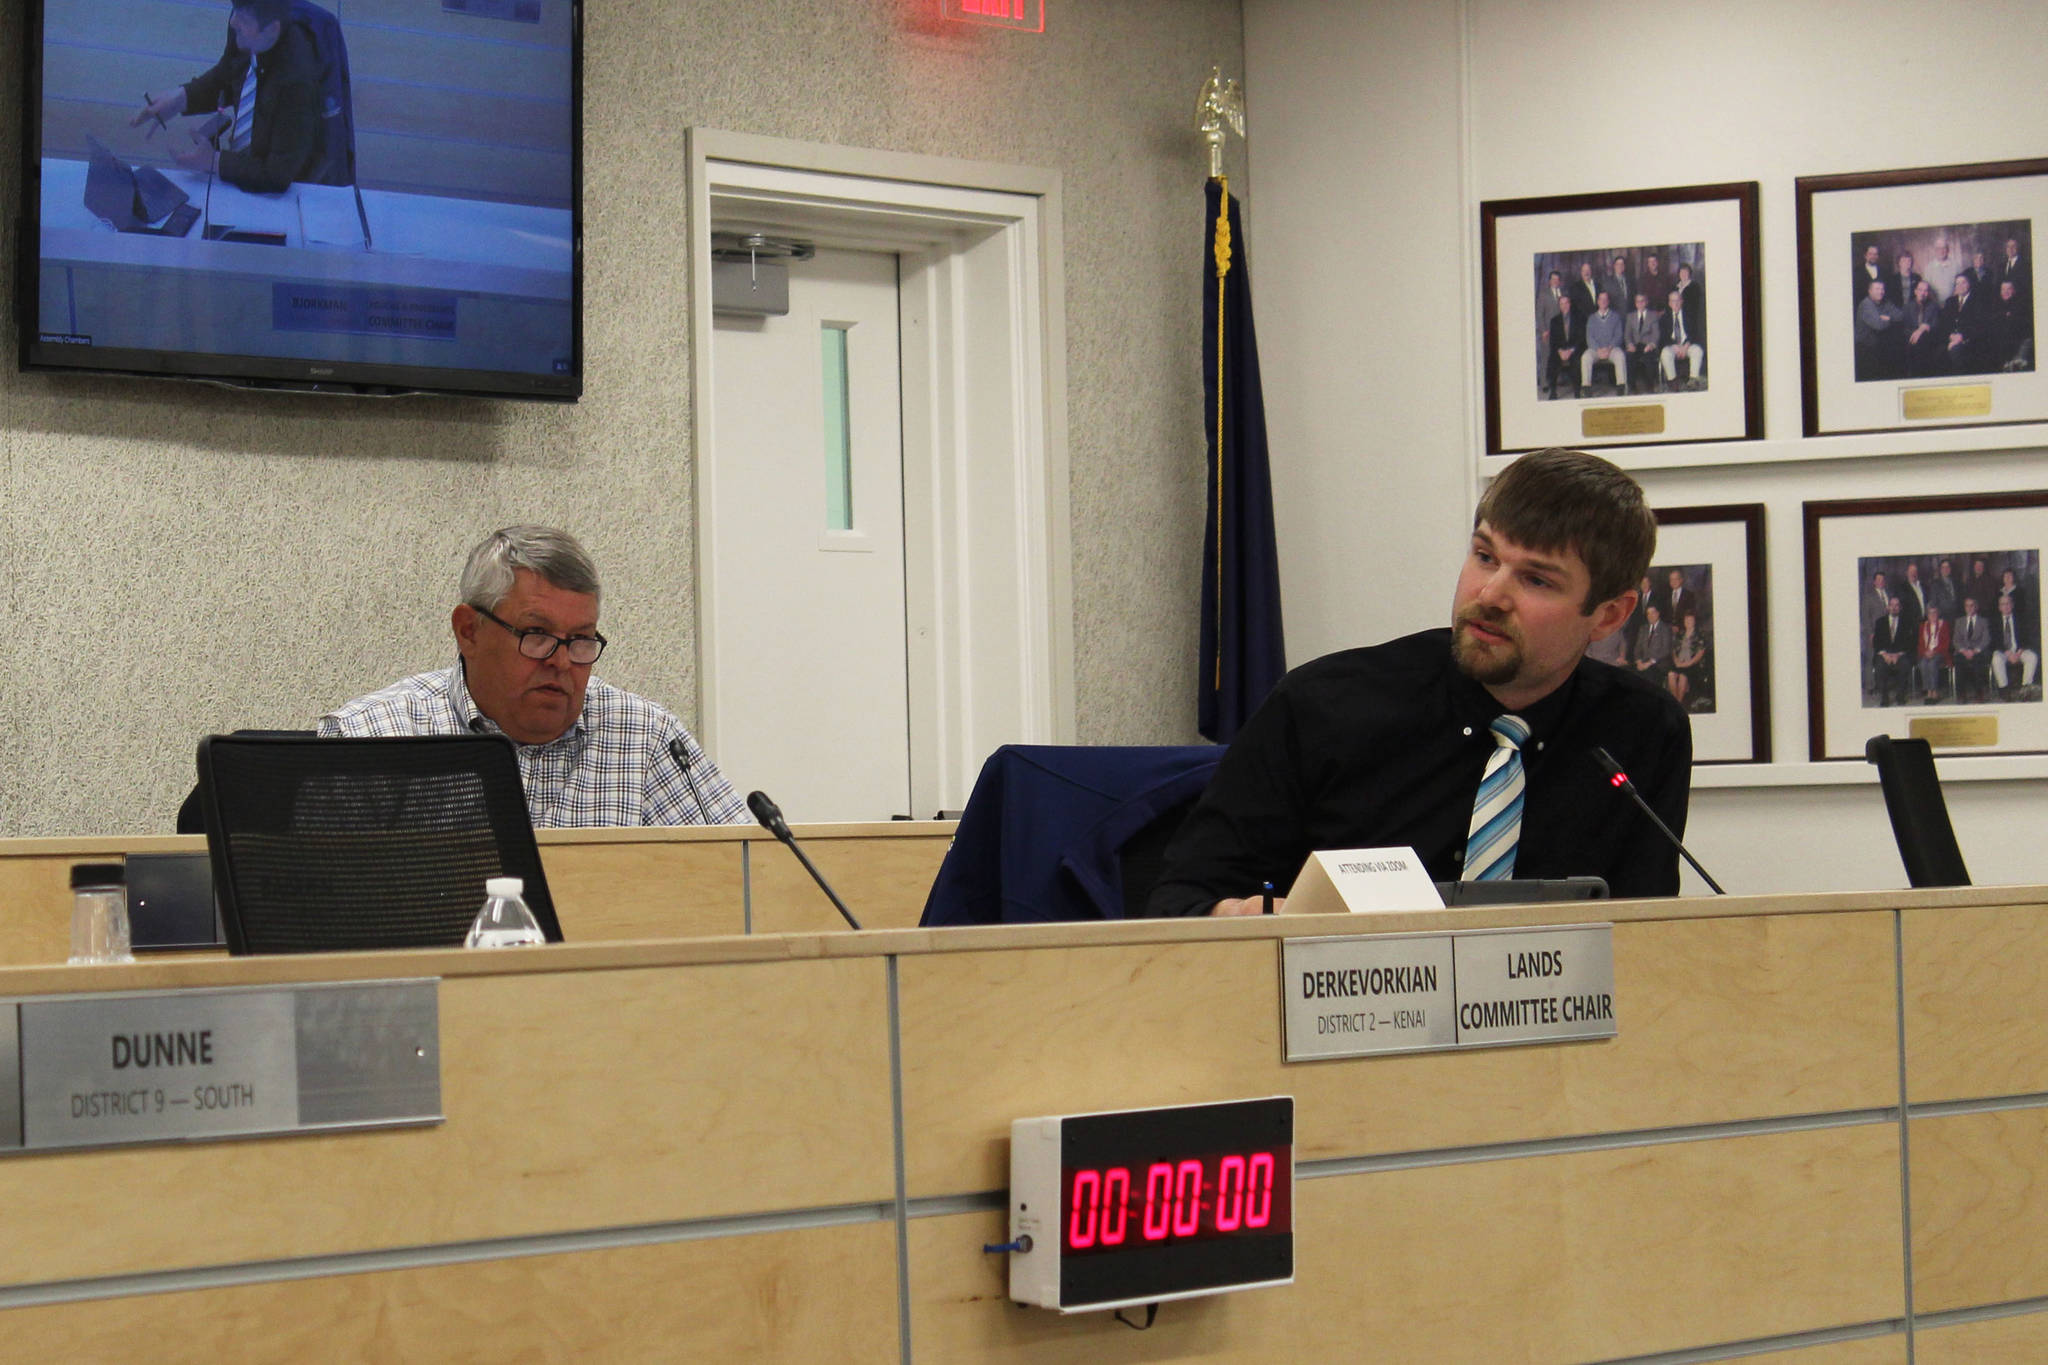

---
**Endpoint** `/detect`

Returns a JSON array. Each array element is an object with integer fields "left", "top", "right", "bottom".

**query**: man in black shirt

[{"left": 1149, "top": 447, "right": 1692, "bottom": 915}]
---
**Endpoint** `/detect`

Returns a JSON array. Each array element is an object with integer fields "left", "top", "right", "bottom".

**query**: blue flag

[{"left": 1199, "top": 178, "right": 1285, "bottom": 742}]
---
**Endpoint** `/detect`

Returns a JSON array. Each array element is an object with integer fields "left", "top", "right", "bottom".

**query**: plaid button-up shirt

[{"left": 317, "top": 665, "right": 746, "bottom": 828}]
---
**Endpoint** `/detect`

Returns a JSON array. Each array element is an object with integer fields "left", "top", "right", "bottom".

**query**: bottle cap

[
  {"left": 485, "top": 876, "right": 524, "bottom": 898},
  {"left": 70, "top": 863, "right": 126, "bottom": 890}
]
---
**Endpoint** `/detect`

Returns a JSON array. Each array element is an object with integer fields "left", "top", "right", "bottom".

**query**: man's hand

[
  {"left": 166, "top": 131, "right": 215, "bottom": 173},
  {"left": 129, "top": 88, "right": 187, "bottom": 136},
  {"left": 1211, "top": 896, "right": 1282, "bottom": 916}
]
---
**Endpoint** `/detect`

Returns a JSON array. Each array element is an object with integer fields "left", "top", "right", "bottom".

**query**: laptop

[
  {"left": 82, "top": 132, "right": 199, "bottom": 237},
  {"left": 1433, "top": 876, "right": 1609, "bottom": 907}
]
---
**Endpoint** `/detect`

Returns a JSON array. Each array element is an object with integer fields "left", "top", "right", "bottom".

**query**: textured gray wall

[{"left": 0, "top": 0, "right": 1240, "bottom": 835}]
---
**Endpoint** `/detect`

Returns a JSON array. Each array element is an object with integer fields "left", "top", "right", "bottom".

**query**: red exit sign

[{"left": 943, "top": 0, "right": 1042, "bottom": 31}]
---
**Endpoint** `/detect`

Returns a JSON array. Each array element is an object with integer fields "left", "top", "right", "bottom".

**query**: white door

[{"left": 707, "top": 247, "right": 911, "bottom": 823}]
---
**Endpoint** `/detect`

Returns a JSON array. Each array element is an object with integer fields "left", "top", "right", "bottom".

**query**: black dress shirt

[{"left": 1146, "top": 629, "right": 1694, "bottom": 915}]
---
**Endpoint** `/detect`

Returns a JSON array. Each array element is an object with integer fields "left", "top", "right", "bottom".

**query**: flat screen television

[{"left": 17, "top": 0, "right": 581, "bottom": 399}]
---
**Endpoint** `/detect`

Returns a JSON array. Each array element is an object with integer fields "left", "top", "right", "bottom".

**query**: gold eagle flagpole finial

[{"left": 1195, "top": 65, "right": 1245, "bottom": 185}]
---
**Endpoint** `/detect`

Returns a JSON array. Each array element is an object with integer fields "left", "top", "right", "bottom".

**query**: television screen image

[{"left": 18, "top": 0, "right": 581, "bottom": 398}]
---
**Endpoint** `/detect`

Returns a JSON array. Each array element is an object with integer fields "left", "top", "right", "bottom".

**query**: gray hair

[{"left": 459, "top": 526, "right": 602, "bottom": 612}]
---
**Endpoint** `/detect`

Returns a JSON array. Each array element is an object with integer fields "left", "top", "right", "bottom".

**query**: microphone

[
  {"left": 1590, "top": 747, "right": 1725, "bottom": 895},
  {"left": 746, "top": 790, "right": 863, "bottom": 930},
  {"left": 666, "top": 736, "right": 713, "bottom": 822}
]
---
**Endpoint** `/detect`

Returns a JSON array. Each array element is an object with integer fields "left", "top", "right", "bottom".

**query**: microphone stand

[
  {"left": 1591, "top": 747, "right": 1725, "bottom": 894},
  {"left": 666, "top": 737, "right": 712, "bottom": 821},
  {"left": 747, "top": 791, "right": 863, "bottom": 930}
]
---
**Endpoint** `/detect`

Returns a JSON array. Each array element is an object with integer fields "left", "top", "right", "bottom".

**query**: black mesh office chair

[
  {"left": 1865, "top": 734, "right": 1970, "bottom": 888},
  {"left": 176, "top": 729, "right": 315, "bottom": 833},
  {"left": 197, "top": 734, "right": 562, "bottom": 954}
]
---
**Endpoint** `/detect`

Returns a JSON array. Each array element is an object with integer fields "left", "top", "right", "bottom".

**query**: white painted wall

[{"left": 1244, "top": 0, "right": 2048, "bottom": 895}]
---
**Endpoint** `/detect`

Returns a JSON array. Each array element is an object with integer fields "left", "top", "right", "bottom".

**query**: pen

[
  {"left": 1261, "top": 880, "right": 1274, "bottom": 914},
  {"left": 142, "top": 91, "right": 168, "bottom": 134}
]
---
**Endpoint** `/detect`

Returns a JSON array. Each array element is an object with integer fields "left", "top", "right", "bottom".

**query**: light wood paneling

[
  {"left": 537, "top": 838, "right": 745, "bottom": 940},
  {"left": 41, "top": 0, "right": 217, "bottom": 63},
  {"left": 355, "top": 131, "right": 573, "bottom": 205},
  {"left": 1915, "top": 1310, "right": 2048, "bottom": 1363},
  {"left": 0, "top": 852, "right": 89, "bottom": 966},
  {"left": 898, "top": 912, "right": 1898, "bottom": 1196},
  {"left": 1, "top": 1221, "right": 899, "bottom": 1363},
  {"left": 0, "top": 837, "right": 197, "bottom": 967},
  {"left": 355, "top": 82, "right": 572, "bottom": 152},
  {"left": 750, "top": 835, "right": 952, "bottom": 934},
  {"left": 0, "top": 957, "right": 893, "bottom": 1284},
  {"left": 909, "top": 1125, "right": 1904, "bottom": 1364},
  {"left": 1910, "top": 1106, "right": 2048, "bottom": 1313},
  {"left": 345, "top": 0, "right": 577, "bottom": 56},
  {"left": 1903, "top": 902, "right": 2048, "bottom": 1103},
  {"left": 0, "top": 827, "right": 952, "bottom": 962}
]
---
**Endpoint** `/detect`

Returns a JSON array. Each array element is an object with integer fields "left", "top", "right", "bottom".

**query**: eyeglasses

[{"left": 474, "top": 605, "right": 607, "bottom": 665}]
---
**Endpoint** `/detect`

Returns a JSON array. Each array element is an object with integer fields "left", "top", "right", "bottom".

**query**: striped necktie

[
  {"left": 231, "top": 57, "right": 258, "bottom": 151},
  {"left": 1463, "top": 714, "right": 1531, "bottom": 882}
]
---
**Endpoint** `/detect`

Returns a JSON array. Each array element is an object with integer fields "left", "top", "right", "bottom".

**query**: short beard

[{"left": 1450, "top": 609, "right": 1522, "bottom": 686}]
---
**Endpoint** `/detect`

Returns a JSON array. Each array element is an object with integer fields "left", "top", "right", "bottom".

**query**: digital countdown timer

[{"left": 1009, "top": 1096, "right": 1293, "bottom": 1312}]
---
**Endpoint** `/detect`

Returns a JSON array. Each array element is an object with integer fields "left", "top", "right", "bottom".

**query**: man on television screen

[
  {"left": 317, "top": 527, "right": 748, "bottom": 828},
  {"left": 131, "top": 0, "right": 321, "bottom": 194},
  {"left": 1147, "top": 448, "right": 1693, "bottom": 916}
]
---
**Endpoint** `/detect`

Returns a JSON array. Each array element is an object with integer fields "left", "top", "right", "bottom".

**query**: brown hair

[{"left": 1473, "top": 448, "right": 1656, "bottom": 613}]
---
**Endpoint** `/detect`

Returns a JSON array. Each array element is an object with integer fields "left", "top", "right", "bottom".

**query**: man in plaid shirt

[{"left": 318, "top": 526, "right": 746, "bottom": 828}]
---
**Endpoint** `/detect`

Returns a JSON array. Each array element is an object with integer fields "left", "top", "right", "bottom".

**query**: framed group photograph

[
  {"left": 1797, "top": 157, "right": 2045, "bottom": 438},
  {"left": 1803, "top": 491, "right": 2046, "bottom": 761},
  {"left": 1480, "top": 181, "right": 1763, "bottom": 457},
  {"left": 1584, "top": 504, "right": 1769, "bottom": 764}
]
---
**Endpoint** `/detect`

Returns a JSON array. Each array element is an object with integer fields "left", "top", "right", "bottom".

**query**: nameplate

[
  {"left": 1283, "top": 933, "right": 1456, "bottom": 1058},
  {"left": 0, "top": 980, "right": 441, "bottom": 1152},
  {"left": 1910, "top": 715, "right": 1999, "bottom": 748},
  {"left": 1449, "top": 925, "right": 1616, "bottom": 1048},
  {"left": 1581, "top": 404, "right": 1665, "bottom": 439},
  {"left": 1282, "top": 925, "right": 1615, "bottom": 1061},
  {"left": 1901, "top": 384, "right": 1992, "bottom": 421},
  {"left": 1281, "top": 848, "right": 1443, "bottom": 914}
]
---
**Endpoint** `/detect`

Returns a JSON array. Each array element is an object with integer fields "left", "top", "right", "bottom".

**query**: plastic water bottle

[
  {"left": 465, "top": 876, "right": 545, "bottom": 949},
  {"left": 69, "top": 862, "right": 134, "bottom": 964}
]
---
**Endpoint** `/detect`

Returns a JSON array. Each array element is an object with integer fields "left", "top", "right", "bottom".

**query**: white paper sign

[{"left": 1281, "top": 848, "right": 1444, "bottom": 915}]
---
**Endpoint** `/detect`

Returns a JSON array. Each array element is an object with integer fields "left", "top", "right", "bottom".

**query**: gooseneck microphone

[
  {"left": 1590, "top": 747, "right": 1725, "bottom": 894},
  {"left": 667, "top": 736, "right": 713, "bottom": 821},
  {"left": 746, "top": 790, "right": 864, "bottom": 930}
]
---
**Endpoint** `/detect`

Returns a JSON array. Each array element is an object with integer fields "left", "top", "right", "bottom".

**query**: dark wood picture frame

[
  {"left": 1796, "top": 156, "right": 2048, "bottom": 439},
  {"left": 1803, "top": 490, "right": 2048, "bottom": 760},
  {"left": 1642, "top": 504, "right": 1770, "bottom": 765},
  {"left": 1480, "top": 181, "right": 1764, "bottom": 457}
]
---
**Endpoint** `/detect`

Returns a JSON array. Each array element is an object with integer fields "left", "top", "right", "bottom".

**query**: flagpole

[
  {"left": 1195, "top": 67, "right": 1283, "bottom": 743},
  {"left": 1197, "top": 69, "right": 1245, "bottom": 695}
]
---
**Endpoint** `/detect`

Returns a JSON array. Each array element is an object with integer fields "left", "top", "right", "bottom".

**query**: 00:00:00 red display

[{"left": 1065, "top": 1151, "right": 1280, "bottom": 1249}]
